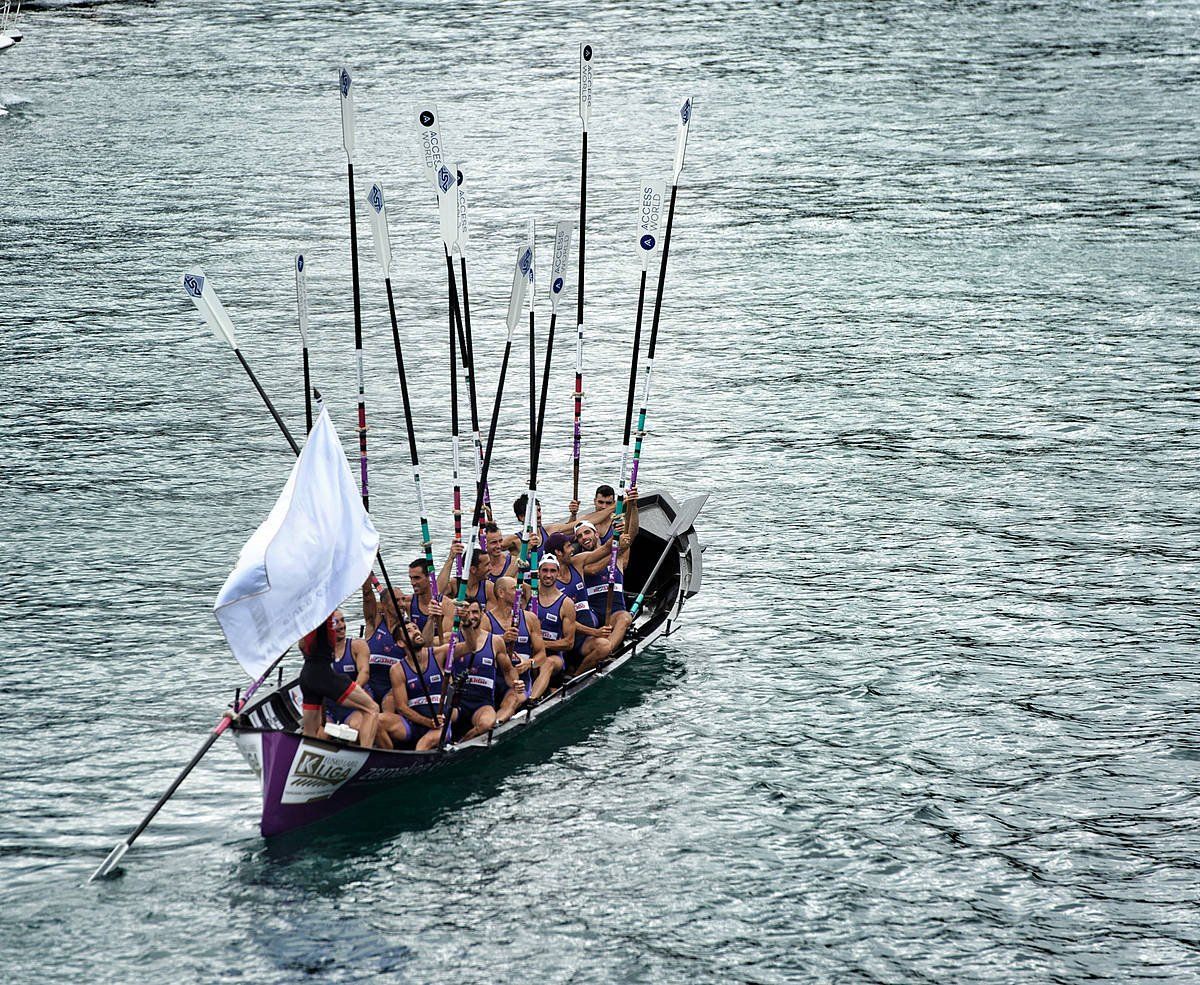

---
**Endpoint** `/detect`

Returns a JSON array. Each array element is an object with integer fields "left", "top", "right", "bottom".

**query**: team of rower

[{"left": 297, "top": 484, "right": 640, "bottom": 748}]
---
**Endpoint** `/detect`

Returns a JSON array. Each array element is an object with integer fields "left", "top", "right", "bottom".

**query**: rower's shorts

[
  {"left": 300, "top": 661, "right": 356, "bottom": 710},
  {"left": 452, "top": 701, "right": 491, "bottom": 739}
]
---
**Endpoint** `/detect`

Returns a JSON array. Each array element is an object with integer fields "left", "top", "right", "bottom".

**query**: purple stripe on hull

[{"left": 258, "top": 731, "right": 438, "bottom": 837}]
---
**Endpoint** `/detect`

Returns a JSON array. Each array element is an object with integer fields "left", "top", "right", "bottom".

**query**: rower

[
  {"left": 487, "top": 575, "right": 547, "bottom": 721},
  {"left": 297, "top": 610, "right": 381, "bottom": 749},
  {"left": 509, "top": 492, "right": 551, "bottom": 553},
  {"left": 572, "top": 485, "right": 640, "bottom": 670},
  {"left": 419, "top": 598, "right": 519, "bottom": 746},
  {"left": 380, "top": 615, "right": 453, "bottom": 748},
  {"left": 544, "top": 531, "right": 612, "bottom": 671},
  {"left": 406, "top": 557, "right": 440, "bottom": 644},
  {"left": 590, "top": 483, "right": 618, "bottom": 545},
  {"left": 441, "top": 549, "right": 493, "bottom": 633},
  {"left": 484, "top": 521, "right": 518, "bottom": 585},
  {"left": 361, "top": 576, "right": 408, "bottom": 708},
  {"left": 528, "top": 552, "right": 577, "bottom": 689}
]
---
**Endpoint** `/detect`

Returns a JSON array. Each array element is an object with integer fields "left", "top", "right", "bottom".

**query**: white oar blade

[
  {"left": 525, "top": 219, "right": 536, "bottom": 311},
  {"left": 673, "top": 96, "right": 693, "bottom": 183},
  {"left": 366, "top": 181, "right": 392, "bottom": 275},
  {"left": 637, "top": 179, "right": 667, "bottom": 270},
  {"left": 338, "top": 67, "right": 355, "bottom": 157},
  {"left": 579, "top": 43, "right": 594, "bottom": 131},
  {"left": 295, "top": 254, "right": 309, "bottom": 347},
  {"left": 182, "top": 270, "right": 237, "bottom": 349},
  {"left": 414, "top": 104, "right": 447, "bottom": 190},
  {"left": 549, "top": 220, "right": 573, "bottom": 314},
  {"left": 435, "top": 160, "right": 459, "bottom": 253},
  {"left": 455, "top": 168, "right": 469, "bottom": 258},
  {"left": 506, "top": 244, "right": 532, "bottom": 333},
  {"left": 88, "top": 841, "right": 129, "bottom": 883}
]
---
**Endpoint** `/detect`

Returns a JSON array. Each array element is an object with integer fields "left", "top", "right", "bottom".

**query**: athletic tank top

[
  {"left": 486, "top": 553, "right": 514, "bottom": 585},
  {"left": 487, "top": 608, "right": 532, "bottom": 660},
  {"left": 402, "top": 650, "right": 445, "bottom": 719},
  {"left": 600, "top": 524, "right": 614, "bottom": 546},
  {"left": 366, "top": 619, "right": 404, "bottom": 695},
  {"left": 556, "top": 568, "right": 593, "bottom": 622},
  {"left": 583, "top": 564, "right": 626, "bottom": 614},
  {"left": 459, "top": 634, "right": 498, "bottom": 707},
  {"left": 409, "top": 594, "right": 431, "bottom": 633},
  {"left": 533, "top": 590, "right": 568, "bottom": 642}
]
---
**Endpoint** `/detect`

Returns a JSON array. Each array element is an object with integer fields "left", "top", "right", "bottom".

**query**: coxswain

[
  {"left": 572, "top": 485, "right": 639, "bottom": 669},
  {"left": 418, "top": 598, "right": 519, "bottom": 746},
  {"left": 298, "top": 610, "right": 381, "bottom": 748},
  {"left": 487, "top": 575, "right": 547, "bottom": 720}
]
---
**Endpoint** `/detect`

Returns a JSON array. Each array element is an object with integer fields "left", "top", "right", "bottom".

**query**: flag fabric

[{"left": 214, "top": 407, "right": 379, "bottom": 678}]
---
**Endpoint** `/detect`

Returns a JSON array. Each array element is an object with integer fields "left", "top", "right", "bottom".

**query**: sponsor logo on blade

[
  {"left": 519, "top": 248, "right": 532, "bottom": 274},
  {"left": 437, "top": 165, "right": 454, "bottom": 193},
  {"left": 553, "top": 276, "right": 564, "bottom": 294},
  {"left": 296, "top": 255, "right": 304, "bottom": 272},
  {"left": 640, "top": 234, "right": 655, "bottom": 251},
  {"left": 420, "top": 110, "right": 435, "bottom": 127},
  {"left": 456, "top": 169, "right": 464, "bottom": 186},
  {"left": 681, "top": 98, "right": 692, "bottom": 124},
  {"left": 369, "top": 184, "right": 383, "bottom": 212},
  {"left": 583, "top": 44, "right": 592, "bottom": 60},
  {"left": 340, "top": 69, "right": 351, "bottom": 97},
  {"left": 183, "top": 274, "right": 204, "bottom": 298}
]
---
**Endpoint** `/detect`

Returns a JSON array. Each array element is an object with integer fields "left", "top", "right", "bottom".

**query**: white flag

[{"left": 214, "top": 407, "right": 379, "bottom": 677}]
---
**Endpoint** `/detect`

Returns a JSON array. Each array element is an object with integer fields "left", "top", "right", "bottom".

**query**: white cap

[
  {"left": 538, "top": 553, "right": 560, "bottom": 568},
  {"left": 574, "top": 520, "right": 597, "bottom": 534}
]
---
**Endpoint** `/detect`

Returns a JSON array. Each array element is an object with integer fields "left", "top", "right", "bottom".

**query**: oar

[
  {"left": 452, "top": 169, "right": 489, "bottom": 528},
  {"left": 572, "top": 42, "right": 594, "bottom": 505},
  {"left": 628, "top": 96, "right": 693, "bottom": 492},
  {"left": 365, "top": 181, "right": 439, "bottom": 604},
  {"left": 89, "top": 648, "right": 289, "bottom": 882},
  {"left": 605, "top": 179, "right": 667, "bottom": 620},
  {"left": 439, "top": 244, "right": 530, "bottom": 749},
  {"left": 295, "top": 253, "right": 313, "bottom": 433},
  {"left": 626, "top": 494, "right": 707, "bottom": 620},
  {"left": 522, "top": 220, "right": 540, "bottom": 577},
  {"left": 515, "top": 220, "right": 573, "bottom": 612},
  {"left": 182, "top": 272, "right": 300, "bottom": 455}
]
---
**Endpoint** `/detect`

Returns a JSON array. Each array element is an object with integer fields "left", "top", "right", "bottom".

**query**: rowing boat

[{"left": 228, "top": 490, "right": 705, "bottom": 837}]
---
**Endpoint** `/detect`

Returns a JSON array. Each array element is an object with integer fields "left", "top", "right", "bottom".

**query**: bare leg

[
  {"left": 341, "top": 686, "right": 380, "bottom": 748},
  {"left": 572, "top": 636, "right": 613, "bottom": 677},
  {"left": 416, "top": 711, "right": 454, "bottom": 750},
  {"left": 460, "top": 705, "right": 497, "bottom": 742},
  {"left": 302, "top": 706, "right": 322, "bottom": 738},
  {"left": 604, "top": 611, "right": 633, "bottom": 653},
  {"left": 379, "top": 712, "right": 414, "bottom": 747},
  {"left": 529, "top": 656, "right": 563, "bottom": 701}
]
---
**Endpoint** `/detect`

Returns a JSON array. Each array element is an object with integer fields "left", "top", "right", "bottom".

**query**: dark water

[{"left": 2, "top": 1, "right": 1199, "bottom": 982}]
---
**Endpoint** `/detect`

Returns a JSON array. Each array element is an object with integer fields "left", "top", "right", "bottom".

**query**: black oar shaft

[
  {"left": 302, "top": 348, "right": 313, "bottom": 434},
  {"left": 645, "top": 183, "right": 679, "bottom": 360},
  {"left": 234, "top": 349, "right": 300, "bottom": 455},
  {"left": 622, "top": 270, "right": 649, "bottom": 444},
  {"left": 572, "top": 130, "right": 588, "bottom": 503}
]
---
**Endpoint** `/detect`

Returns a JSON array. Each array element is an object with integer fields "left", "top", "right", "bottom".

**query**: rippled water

[{"left": 2, "top": 1, "right": 1199, "bottom": 982}]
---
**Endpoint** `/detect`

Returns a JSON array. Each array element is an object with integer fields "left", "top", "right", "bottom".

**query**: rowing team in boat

[{"left": 295, "top": 483, "right": 640, "bottom": 749}]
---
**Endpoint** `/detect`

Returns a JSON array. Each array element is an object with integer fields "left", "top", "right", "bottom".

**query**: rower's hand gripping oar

[{"left": 605, "top": 179, "right": 666, "bottom": 620}]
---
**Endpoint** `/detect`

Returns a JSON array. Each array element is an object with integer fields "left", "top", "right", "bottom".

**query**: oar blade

[
  {"left": 295, "top": 254, "right": 309, "bottom": 347},
  {"left": 673, "top": 96, "right": 693, "bottom": 183},
  {"left": 525, "top": 219, "right": 536, "bottom": 310},
  {"left": 414, "top": 104, "right": 447, "bottom": 190},
  {"left": 506, "top": 244, "right": 532, "bottom": 334},
  {"left": 637, "top": 179, "right": 667, "bottom": 270},
  {"left": 366, "top": 181, "right": 392, "bottom": 275},
  {"left": 338, "top": 66, "right": 355, "bottom": 157},
  {"left": 456, "top": 168, "right": 469, "bottom": 258},
  {"left": 579, "top": 43, "right": 594, "bottom": 131},
  {"left": 182, "top": 270, "right": 237, "bottom": 349},
  {"left": 435, "top": 160, "right": 459, "bottom": 254},
  {"left": 88, "top": 841, "right": 129, "bottom": 883},
  {"left": 549, "top": 220, "right": 573, "bottom": 314}
]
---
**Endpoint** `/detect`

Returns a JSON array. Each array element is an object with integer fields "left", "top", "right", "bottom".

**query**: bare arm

[
  {"left": 525, "top": 611, "right": 547, "bottom": 670},
  {"left": 362, "top": 578, "right": 378, "bottom": 631},
  {"left": 389, "top": 662, "right": 435, "bottom": 729},
  {"left": 495, "top": 636, "right": 520, "bottom": 690},
  {"left": 351, "top": 639, "right": 372, "bottom": 688}
]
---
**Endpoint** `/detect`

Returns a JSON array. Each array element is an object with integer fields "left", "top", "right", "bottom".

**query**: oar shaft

[
  {"left": 302, "top": 348, "right": 313, "bottom": 434},
  {"left": 233, "top": 349, "right": 301, "bottom": 455},
  {"left": 573, "top": 129, "right": 587, "bottom": 503}
]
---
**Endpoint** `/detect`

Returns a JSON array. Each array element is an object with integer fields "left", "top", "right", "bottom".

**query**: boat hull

[{"left": 231, "top": 489, "right": 705, "bottom": 837}]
